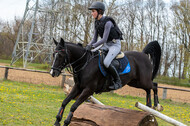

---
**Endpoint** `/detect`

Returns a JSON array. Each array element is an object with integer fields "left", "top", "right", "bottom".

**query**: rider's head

[{"left": 88, "top": 1, "right": 105, "bottom": 20}]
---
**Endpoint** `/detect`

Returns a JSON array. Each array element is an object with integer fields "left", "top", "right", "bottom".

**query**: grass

[
  {"left": 0, "top": 80, "right": 190, "bottom": 126},
  {"left": 155, "top": 76, "right": 190, "bottom": 88},
  {"left": 0, "top": 59, "right": 11, "bottom": 64},
  {"left": 0, "top": 59, "right": 50, "bottom": 71}
]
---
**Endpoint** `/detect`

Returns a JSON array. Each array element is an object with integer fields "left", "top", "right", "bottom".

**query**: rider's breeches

[{"left": 101, "top": 39, "right": 121, "bottom": 68}]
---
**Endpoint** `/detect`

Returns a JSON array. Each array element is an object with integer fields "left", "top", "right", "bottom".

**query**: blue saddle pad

[{"left": 98, "top": 54, "right": 131, "bottom": 77}]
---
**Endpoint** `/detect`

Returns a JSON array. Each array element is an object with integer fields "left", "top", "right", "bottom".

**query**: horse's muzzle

[{"left": 50, "top": 69, "right": 60, "bottom": 77}]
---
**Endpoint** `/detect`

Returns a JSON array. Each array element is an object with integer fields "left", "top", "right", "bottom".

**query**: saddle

[
  {"left": 116, "top": 52, "right": 125, "bottom": 59},
  {"left": 98, "top": 50, "right": 131, "bottom": 77},
  {"left": 94, "top": 50, "right": 131, "bottom": 93}
]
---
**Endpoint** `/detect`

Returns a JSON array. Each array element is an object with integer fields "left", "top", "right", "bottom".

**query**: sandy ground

[
  {"left": 0, "top": 63, "right": 190, "bottom": 103},
  {"left": 0, "top": 63, "right": 63, "bottom": 86},
  {"left": 114, "top": 84, "right": 190, "bottom": 103}
]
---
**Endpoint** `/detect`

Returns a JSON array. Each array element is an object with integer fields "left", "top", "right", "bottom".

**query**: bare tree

[{"left": 171, "top": 0, "right": 190, "bottom": 79}]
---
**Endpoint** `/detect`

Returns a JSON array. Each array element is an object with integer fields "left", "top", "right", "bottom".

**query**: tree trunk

[{"left": 70, "top": 103, "right": 158, "bottom": 126}]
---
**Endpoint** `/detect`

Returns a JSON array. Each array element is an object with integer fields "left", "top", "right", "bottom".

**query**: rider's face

[{"left": 91, "top": 9, "right": 98, "bottom": 19}]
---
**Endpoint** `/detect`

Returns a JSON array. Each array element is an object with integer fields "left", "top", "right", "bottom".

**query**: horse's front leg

[
  {"left": 145, "top": 89, "right": 152, "bottom": 107},
  {"left": 63, "top": 88, "right": 93, "bottom": 126},
  {"left": 54, "top": 85, "right": 80, "bottom": 126}
]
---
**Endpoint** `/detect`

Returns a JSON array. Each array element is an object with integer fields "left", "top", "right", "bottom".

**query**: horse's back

[
  {"left": 124, "top": 51, "right": 153, "bottom": 88},
  {"left": 125, "top": 51, "right": 151, "bottom": 67},
  {"left": 125, "top": 51, "right": 152, "bottom": 72}
]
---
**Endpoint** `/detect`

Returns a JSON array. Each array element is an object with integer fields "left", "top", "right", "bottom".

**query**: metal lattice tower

[{"left": 11, "top": 0, "right": 65, "bottom": 68}]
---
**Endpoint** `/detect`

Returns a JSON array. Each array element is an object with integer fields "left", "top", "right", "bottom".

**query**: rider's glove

[{"left": 86, "top": 45, "right": 92, "bottom": 51}]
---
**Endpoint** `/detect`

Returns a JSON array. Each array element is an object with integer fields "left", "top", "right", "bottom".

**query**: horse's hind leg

[
  {"left": 153, "top": 82, "right": 159, "bottom": 107},
  {"left": 145, "top": 89, "right": 152, "bottom": 107},
  {"left": 153, "top": 82, "right": 163, "bottom": 111}
]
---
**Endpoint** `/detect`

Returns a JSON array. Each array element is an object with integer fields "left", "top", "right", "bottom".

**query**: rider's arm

[
  {"left": 92, "top": 21, "right": 113, "bottom": 47},
  {"left": 89, "top": 27, "right": 98, "bottom": 45}
]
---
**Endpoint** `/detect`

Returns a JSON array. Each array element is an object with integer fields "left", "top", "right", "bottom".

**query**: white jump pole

[
  {"left": 135, "top": 102, "right": 187, "bottom": 126},
  {"left": 88, "top": 96, "right": 104, "bottom": 106}
]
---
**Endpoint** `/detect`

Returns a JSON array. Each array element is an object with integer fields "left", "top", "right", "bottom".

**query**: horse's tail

[{"left": 142, "top": 41, "right": 161, "bottom": 80}]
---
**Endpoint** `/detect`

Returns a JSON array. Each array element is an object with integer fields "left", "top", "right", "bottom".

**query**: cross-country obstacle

[
  {"left": 135, "top": 102, "right": 187, "bottom": 126},
  {"left": 70, "top": 103, "right": 158, "bottom": 126}
]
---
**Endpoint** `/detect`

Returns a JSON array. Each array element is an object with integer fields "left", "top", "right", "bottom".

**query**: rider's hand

[
  {"left": 86, "top": 45, "right": 92, "bottom": 51},
  {"left": 92, "top": 44, "right": 96, "bottom": 49}
]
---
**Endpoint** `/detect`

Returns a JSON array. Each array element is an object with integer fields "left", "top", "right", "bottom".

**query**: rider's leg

[
  {"left": 107, "top": 63, "right": 122, "bottom": 90},
  {"left": 103, "top": 41, "right": 121, "bottom": 90}
]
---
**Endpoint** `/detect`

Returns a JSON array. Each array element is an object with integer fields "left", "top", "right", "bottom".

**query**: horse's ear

[
  {"left": 53, "top": 38, "right": 58, "bottom": 46},
  {"left": 60, "top": 38, "right": 65, "bottom": 47}
]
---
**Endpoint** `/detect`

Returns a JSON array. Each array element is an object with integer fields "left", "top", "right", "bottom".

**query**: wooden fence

[
  {"left": 0, "top": 65, "right": 71, "bottom": 88},
  {"left": 158, "top": 86, "right": 190, "bottom": 99},
  {"left": 0, "top": 65, "right": 190, "bottom": 100}
]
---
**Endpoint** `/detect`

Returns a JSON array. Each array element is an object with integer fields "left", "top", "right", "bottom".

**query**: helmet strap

[{"left": 96, "top": 9, "right": 100, "bottom": 20}]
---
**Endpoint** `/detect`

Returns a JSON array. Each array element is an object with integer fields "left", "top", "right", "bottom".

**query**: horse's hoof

[
  {"left": 157, "top": 104, "right": 164, "bottom": 111},
  {"left": 154, "top": 104, "right": 164, "bottom": 111},
  {"left": 54, "top": 121, "right": 61, "bottom": 126},
  {"left": 152, "top": 106, "right": 156, "bottom": 110}
]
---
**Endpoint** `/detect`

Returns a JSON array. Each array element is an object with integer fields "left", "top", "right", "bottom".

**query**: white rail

[{"left": 135, "top": 102, "right": 187, "bottom": 126}]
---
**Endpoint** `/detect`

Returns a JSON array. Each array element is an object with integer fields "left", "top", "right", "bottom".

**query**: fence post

[
  {"left": 4, "top": 67, "right": 9, "bottom": 80},
  {"left": 61, "top": 74, "right": 66, "bottom": 88},
  {"left": 162, "top": 88, "right": 167, "bottom": 99}
]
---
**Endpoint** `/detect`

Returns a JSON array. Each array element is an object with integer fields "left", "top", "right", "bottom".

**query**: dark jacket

[{"left": 95, "top": 16, "right": 123, "bottom": 41}]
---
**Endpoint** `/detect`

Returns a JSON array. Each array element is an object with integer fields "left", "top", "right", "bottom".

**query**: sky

[
  {"left": 0, "top": 0, "right": 172, "bottom": 22},
  {"left": 0, "top": 0, "right": 26, "bottom": 21}
]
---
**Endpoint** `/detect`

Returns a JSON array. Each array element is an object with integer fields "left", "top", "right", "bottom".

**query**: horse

[{"left": 50, "top": 38, "right": 162, "bottom": 126}]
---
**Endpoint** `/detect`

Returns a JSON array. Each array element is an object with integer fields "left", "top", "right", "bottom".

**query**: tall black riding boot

[{"left": 107, "top": 64, "right": 122, "bottom": 90}]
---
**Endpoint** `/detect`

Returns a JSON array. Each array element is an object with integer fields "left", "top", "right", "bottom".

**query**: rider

[{"left": 86, "top": 1, "right": 123, "bottom": 90}]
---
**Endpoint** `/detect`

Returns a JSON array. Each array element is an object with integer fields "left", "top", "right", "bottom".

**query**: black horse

[{"left": 50, "top": 38, "right": 162, "bottom": 126}]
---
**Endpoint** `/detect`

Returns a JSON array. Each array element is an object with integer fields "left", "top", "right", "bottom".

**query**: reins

[
  {"left": 52, "top": 43, "right": 99, "bottom": 75},
  {"left": 70, "top": 50, "right": 88, "bottom": 66},
  {"left": 66, "top": 50, "right": 99, "bottom": 75},
  {"left": 73, "top": 51, "right": 99, "bottom": 74},
  {"left": 64, "top": 50, "right": 88, "bottom": 75}
]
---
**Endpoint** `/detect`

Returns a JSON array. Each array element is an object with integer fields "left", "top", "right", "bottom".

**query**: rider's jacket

[{"left": 95, "top": 16, "right": 123, "bottom": 42}]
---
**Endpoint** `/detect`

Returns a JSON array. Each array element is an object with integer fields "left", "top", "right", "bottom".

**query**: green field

[
  {"left": 0, "top": 59, "right": 50, "bottom": 71},
  {"left": 0, "top": 80, "right": 189, "bottom": 126}
]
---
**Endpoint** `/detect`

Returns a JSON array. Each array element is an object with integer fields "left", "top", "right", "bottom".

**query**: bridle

[
  {"left": 51, "top": 47, "right": 69, "bottom": 73},
  {"left": 51, "top": 45, "right": 90, "bottom": 74}
]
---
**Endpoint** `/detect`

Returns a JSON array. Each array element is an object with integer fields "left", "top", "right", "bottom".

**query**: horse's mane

[{"left": 65, "top": 42, "right": 84, "bottom": 50}]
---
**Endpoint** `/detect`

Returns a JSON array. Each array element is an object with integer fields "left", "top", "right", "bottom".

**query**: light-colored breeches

[{"left": 101, "top": 39, "right": 121, "bottom": 68}]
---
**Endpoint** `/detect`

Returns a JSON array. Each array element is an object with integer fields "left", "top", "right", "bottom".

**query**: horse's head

[{"left": 50, "top": 38, "right": 68, "bottom": 77}]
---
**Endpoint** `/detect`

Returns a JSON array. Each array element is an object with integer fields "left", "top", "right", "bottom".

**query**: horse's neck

[{"left": 67, "top": 44, "right": 86, "bottom": 65}]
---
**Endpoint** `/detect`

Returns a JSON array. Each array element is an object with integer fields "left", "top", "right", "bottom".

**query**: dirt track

[
  {"left": 0, "top": 63, "right": 190, "bottom": 103},
  {"left": 114, "top": 84, "right": 190, "bottom": 103}
]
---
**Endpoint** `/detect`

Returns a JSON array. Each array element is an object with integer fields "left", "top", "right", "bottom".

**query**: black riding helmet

[{"left": 88, "top": 1, "right": 105, "bottom": 12}]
